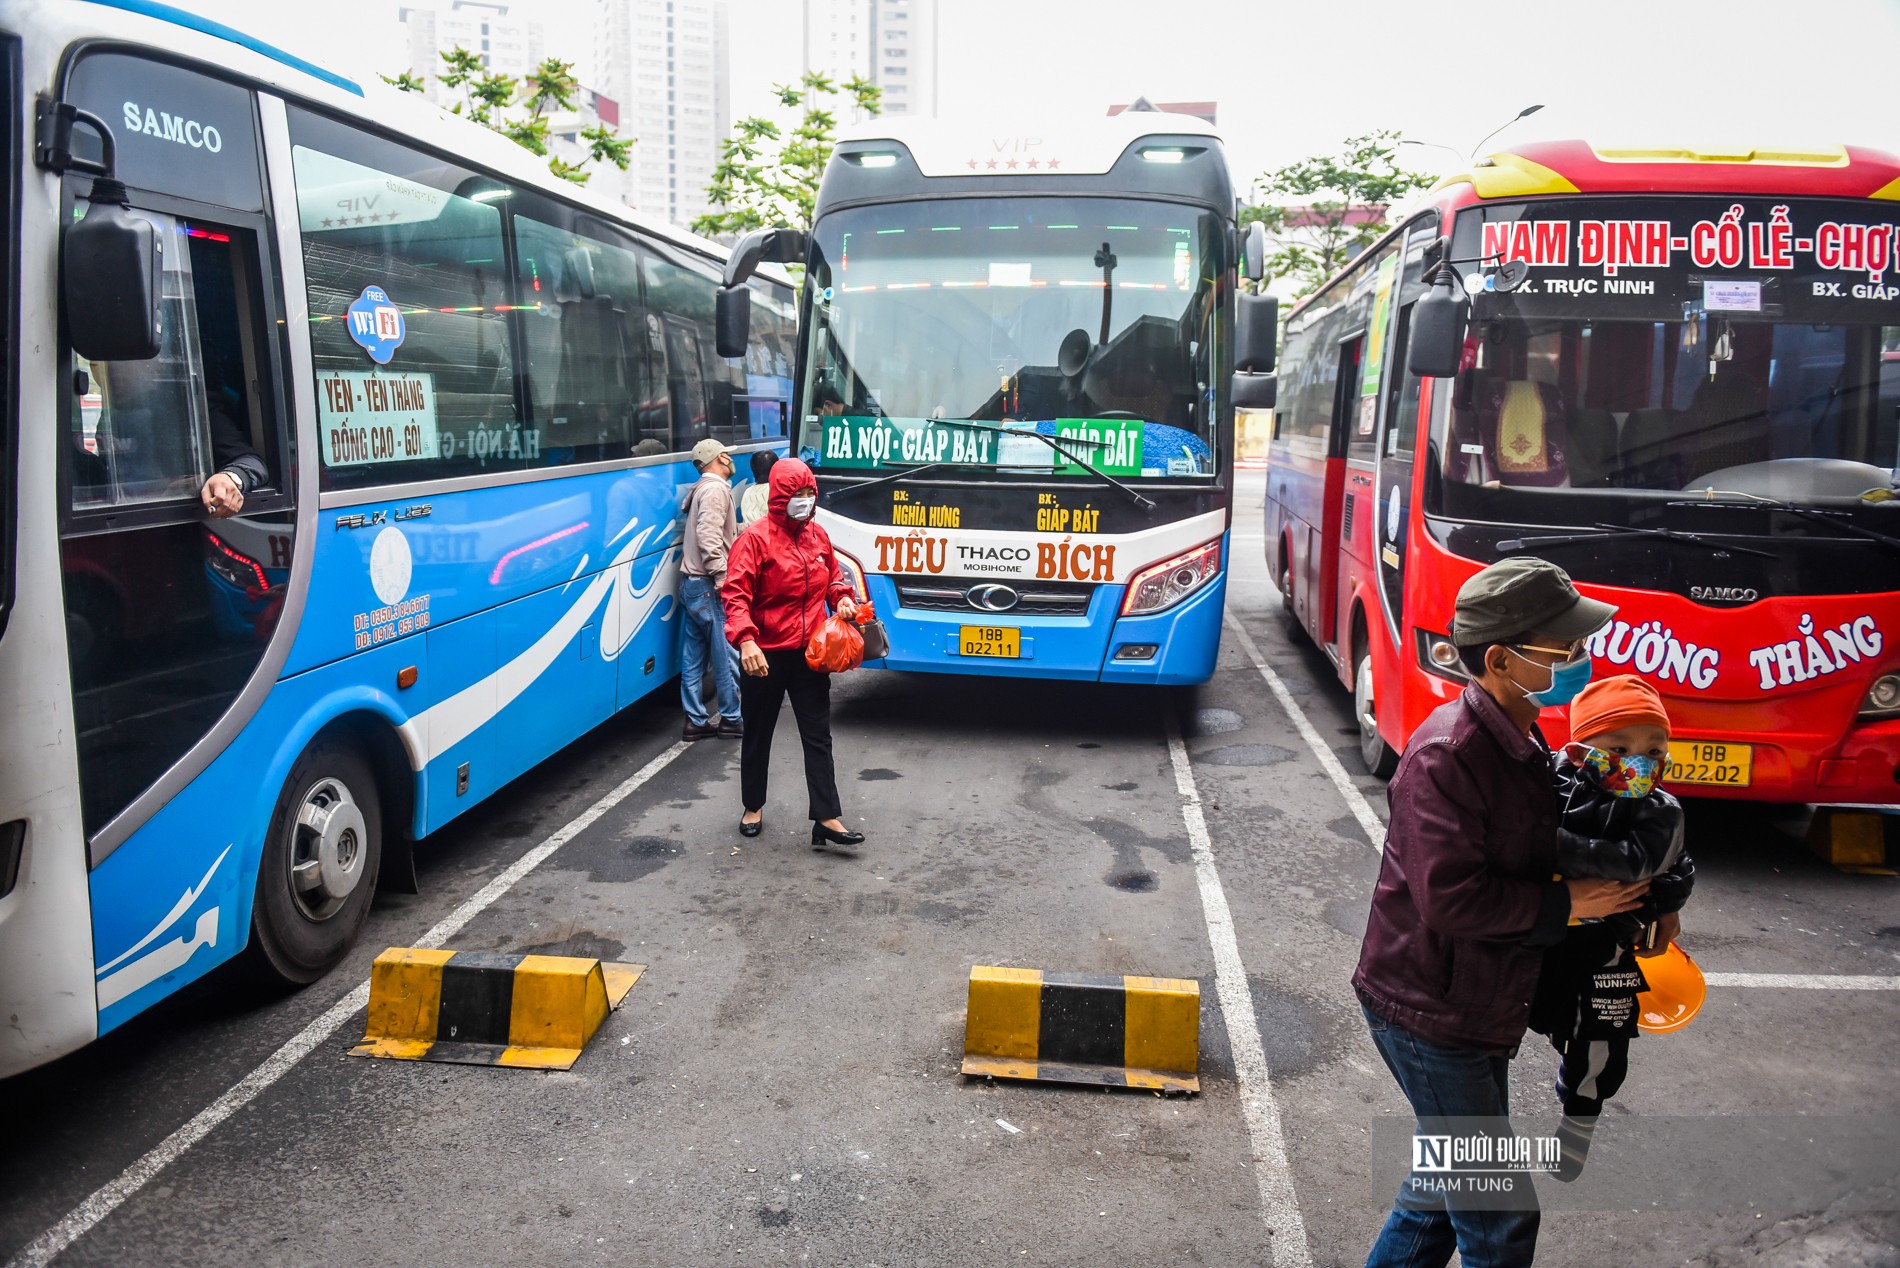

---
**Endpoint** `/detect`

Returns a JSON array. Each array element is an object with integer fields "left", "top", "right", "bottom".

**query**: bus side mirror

[
  {"left": 1242, "top": 221, "right": 1267, "bottom": 283},
  {"left": 1233, "top": 372, "right": 1276, "bottom": 411},
  {"left": 64, "top": 178, "right": 162, "bottom": 362},
  {"left": 716, "top": 226, "right": 806, "bottom": 360},
  {"left": 1408, "top": 272, "right": 1466, "bottom": 378},
  {"left": 1232, "top": 290, "right": 1277, "bottom": 409},
  {"left": 715, "top": 285, "right": 751, "bottom": 359},
  {"left": 1235, "top": 292, "right": 1276, "bottom": 372}
]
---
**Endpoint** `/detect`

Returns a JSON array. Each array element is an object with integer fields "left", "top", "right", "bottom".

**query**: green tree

[
  {"left": 381, "top": 50, "right": 633, "bottom": 187},
  {"left": 693, "top": 71, "right": 881, "bottom": 239},
  {"left": 1241, "top": 132, "right": 1433, "bottom": 300}
]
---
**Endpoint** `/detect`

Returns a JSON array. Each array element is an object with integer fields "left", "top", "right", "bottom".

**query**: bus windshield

[
  {"left": 799, "top": 196, "right": 1224, "bottom": 479},
  {"left": 1431, "top": 315, "right": 1900, "bottom": 519}
]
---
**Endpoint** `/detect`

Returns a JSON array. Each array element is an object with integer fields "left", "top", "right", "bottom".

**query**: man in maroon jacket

[{"left": 1353, "top": 558, "right": 1650, "bottom": 1268}]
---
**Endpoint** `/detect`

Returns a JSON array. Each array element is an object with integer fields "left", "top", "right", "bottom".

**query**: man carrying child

[
  {"left": 1354, "top": 558, "right": 1652, "bottom": 1268},
  {"left": 1531, "top": 674, "right": 1695, "bottom": 1181}
]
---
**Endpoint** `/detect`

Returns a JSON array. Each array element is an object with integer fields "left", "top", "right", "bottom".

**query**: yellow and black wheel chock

[
  {"left": 349, "top": 948, "right": 644, "bottom": 1070},
  {"left": 961, "top": 965, "right": 1201, "bottom": 1093}
]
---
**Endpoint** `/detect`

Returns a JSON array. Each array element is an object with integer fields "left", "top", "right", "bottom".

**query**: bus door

[
  {"left": 58, "top": 55, "right": 293, "bottom": 852},
  {"left": 1340, "top": 251, "right": 1405, "bottom": 658},
  {"left": 1376, "top": 306, "right": 1422, "bottom": 635},
  {"left": 1309, "top": 333, "right": 1360, "bottom": 646},
  {"left": 1375, "top": 225, "right": 1436, "bottom": 644}
]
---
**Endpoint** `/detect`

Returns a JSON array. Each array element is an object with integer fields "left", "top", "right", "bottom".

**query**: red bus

[{"left": 1263, "top": 140, "right": 1900, "bottom": 805}]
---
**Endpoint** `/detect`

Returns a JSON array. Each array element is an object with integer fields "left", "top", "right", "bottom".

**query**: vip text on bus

[
  {"left": 0, "top": 0, "right": 796, "bottom": 1076},
  {"left": 719, "top": 111, "right": 1280, "bottom": 684},
  {"left": 1264, "top": 139, "right": 1900, "bottom": 803}
]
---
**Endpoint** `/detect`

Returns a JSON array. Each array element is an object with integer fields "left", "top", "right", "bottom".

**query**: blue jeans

[
  {"left": 1363, "top": 1006, "right": 1540, "bottom": 1268},
  {"left": 679, "top": 575, "right": 740, "bottom": 726}
]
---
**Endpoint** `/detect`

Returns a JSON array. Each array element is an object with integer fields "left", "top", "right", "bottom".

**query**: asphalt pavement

[{"left": 4, "top": 471, "right": 1898, "bottom": 1267}]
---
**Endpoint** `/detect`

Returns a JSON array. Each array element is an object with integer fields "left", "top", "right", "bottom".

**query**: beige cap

[{"left": 690, "top": 438, "right": 732, "bottom": 468}]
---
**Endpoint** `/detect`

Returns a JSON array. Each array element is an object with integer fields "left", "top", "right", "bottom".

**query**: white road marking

[
  {"left": 5, "top": 741, "right": 693, "bottom": 1268},
  {"left": 1167, "top": 719, "right": 1312, "bottom": 1268},
  {"left": 1704, "top": 972, "right": 1900, "bottom": 990},
  {"left": 1223, "top": 611, "right": 1387, "bottom": 850}
]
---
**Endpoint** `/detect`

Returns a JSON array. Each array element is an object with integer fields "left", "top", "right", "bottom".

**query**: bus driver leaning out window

[{"left": 81, "top": 358, "right": 268, "bottom": 519}]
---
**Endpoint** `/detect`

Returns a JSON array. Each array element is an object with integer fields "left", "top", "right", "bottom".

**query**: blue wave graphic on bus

[
  {"left": 94, "top": 845, "right": 231, "bottom": 1009},
  {"left": 397, "top": 514, "right": 678, "bottom": 770}
]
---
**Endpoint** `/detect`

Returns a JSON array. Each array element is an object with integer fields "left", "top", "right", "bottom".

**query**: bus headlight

[
  {"left": 836, "top": 548, "right": 869, "bottom": 602},
  {"left": 1415, "top": 628, "right": 1469, "bottom": 684},
  {"left": 1120, "top": 539, "right": 1221, "bottom": 616},
  {"left": 1862, "top": 672, "right": 1900, "bottom": 718}
]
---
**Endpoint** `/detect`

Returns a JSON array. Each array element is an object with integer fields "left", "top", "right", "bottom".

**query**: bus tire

[
  {"left": 246, "top": 737, "right": 382, "bottom": 985},
  {"left": 1353, "top": 650, "right": 1400, "bottom": 779},
  {"left": 1277, "top": 548, "right": 1308, "bottom": 645}
]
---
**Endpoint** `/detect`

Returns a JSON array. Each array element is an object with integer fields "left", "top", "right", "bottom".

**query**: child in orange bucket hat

[{"left": 1527, "top": 674, "right": 1696, "bottom": 1181}]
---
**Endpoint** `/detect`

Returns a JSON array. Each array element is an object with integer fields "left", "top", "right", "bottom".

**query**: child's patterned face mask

[{"left": 1583, "top": 748, "right": 1667, "bottom": 798}]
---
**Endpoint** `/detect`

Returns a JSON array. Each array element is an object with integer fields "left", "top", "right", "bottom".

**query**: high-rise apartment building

[
  {"left": 398, "top": 1, "right": 545, "bottom": 105},
  {"left": 802, "top": 0, "right": 937, "bottom": 119},
  {"left": 594, "top": 0, "right": 730, "bottom": 228}
]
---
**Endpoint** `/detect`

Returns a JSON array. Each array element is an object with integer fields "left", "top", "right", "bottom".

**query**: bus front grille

[{"left": 894, "top": 579, "right": 1095, "bottom": 617}]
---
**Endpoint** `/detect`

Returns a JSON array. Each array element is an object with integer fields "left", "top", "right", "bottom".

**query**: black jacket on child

[{"left": 1529, "top": 756, "right": 1694, "bottom": 1043}]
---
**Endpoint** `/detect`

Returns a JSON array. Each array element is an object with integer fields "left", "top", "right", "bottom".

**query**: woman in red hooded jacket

[{"left": 723, "top": 458, "right": 865, "bottom": 850}]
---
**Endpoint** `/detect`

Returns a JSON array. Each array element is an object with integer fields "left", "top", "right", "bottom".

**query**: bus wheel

[
  {"left": 1278, "top": 551, "right": 1308, "bottom": 645},
  {"left": 247, "top": 738, "right": 382, "bottom": 985},
  {"left": 1354, "top": 653, "right": 1399, "bottom": 779}
]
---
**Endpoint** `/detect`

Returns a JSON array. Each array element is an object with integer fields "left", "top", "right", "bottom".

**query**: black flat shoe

[
  {"left": 739, "top": 814, "right": 763, "bottom": 838},
  {"left": 811, "top": 821, "right": 865, "bottom": 849}
]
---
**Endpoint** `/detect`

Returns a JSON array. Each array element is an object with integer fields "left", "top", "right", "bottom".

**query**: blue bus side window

[
  {"left": 513, "top": 211, "right": 663, "bottom": 465},
  {"left": 287, "top": 107, "right": 521, "bottom": 490}
]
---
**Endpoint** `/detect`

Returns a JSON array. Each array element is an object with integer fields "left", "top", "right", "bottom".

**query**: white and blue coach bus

[
  {"left": 716, "top": 111, "right": 1277, "bottom": 684},
  {"left": 0, "top": 0, "right": 795, "bottom": 1076}
]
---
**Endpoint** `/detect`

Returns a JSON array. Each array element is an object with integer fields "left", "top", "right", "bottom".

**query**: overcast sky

[{"left": 206, "top": 0, "right": 1900, "bottom": 196}]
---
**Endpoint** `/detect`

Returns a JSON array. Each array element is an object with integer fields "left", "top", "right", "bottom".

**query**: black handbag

[{"left": 857, "top": 605, "right": 890, "bottom": 660}]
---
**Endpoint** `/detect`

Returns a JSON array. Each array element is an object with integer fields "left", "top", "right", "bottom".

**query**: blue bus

[
  {"left": 717, "top": 112, "right": 1276, "bottom": 684},
  {"left": 0, "top": 0, "right": 795, "bottom": 1076}
]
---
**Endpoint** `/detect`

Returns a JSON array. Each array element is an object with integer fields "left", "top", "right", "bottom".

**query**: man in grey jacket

[{"left": 680, "top": 438, "right": 742, "bottom": 740}]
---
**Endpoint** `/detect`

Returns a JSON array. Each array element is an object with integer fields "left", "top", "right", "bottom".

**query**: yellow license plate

[
  {"left": 1668, "top": 740, "right": 1754, "bottom": 787},
  {"left": 959, "top": 625, "right": 1020, "bottom": 658}
]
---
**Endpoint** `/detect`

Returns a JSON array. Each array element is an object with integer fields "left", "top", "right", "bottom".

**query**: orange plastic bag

[{"left": 805, "top": 612, "right": 865, "bottom": 673}]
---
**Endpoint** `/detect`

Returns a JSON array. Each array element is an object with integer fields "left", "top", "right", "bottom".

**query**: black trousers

[
  {"left": 739, "top": 647, "right": 841, "bottom": 821},
  {"left": 1531, "top": 924, "right": 1641, "bottom": 1117}
]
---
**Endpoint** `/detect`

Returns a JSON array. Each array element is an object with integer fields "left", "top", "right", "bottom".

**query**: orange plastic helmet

[{"left": 1636, "top": 942, "right": 1707, "bottom": 1035}]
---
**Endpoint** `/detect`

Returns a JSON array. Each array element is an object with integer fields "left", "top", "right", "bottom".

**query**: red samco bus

[{"left": 1263, "top": 140, "right": 1900, "bottom": 805}]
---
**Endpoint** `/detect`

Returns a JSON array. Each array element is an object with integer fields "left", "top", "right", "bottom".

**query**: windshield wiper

[
  {"left": 822, "top": 460, "right": 959, "bottom": 504},
  {"left": 1498, "top": 522, "right": 1776, "bottom": 559},
  {"left": 1668, "top": 492, "right": 1900, "bottom": 555}
]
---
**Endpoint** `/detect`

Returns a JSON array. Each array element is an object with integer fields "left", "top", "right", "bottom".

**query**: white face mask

[{"left": 786, "top": 495, "right": 817, "bottom": 522}]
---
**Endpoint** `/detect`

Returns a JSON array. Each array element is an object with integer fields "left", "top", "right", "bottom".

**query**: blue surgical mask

[{"left": 1507, "top": 646, "right": 1594, "bottom": 708}]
